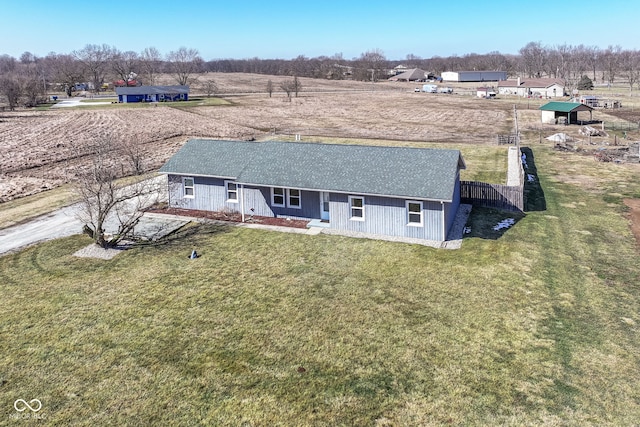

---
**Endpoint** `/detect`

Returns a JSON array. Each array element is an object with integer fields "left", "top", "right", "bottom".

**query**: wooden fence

[
  {"left": 461, "top": 180, "right": 524, "bottom": 212},
  {"left": 603, "top": 121, "right": 640, "bottom": 131}
]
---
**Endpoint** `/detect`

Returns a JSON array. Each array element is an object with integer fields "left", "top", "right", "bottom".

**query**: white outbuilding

[{"left": 441, "top": 71, "right": 507, "bottom": 82}]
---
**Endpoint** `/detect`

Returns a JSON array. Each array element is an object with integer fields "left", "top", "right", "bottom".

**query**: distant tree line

[
  {"left": 1, "top": 42, "right": 640, "bottom": 109},
  {"left": 0, "top": 44, "right": 202, "bottom": 110}
]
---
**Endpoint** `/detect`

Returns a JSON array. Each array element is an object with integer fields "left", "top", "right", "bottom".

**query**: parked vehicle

[
  {"left": 422, "top": 84, "right": 438, "bottom": 93},
  {"left": 438, "top": 86, "right": 453, "bottom": 94}
]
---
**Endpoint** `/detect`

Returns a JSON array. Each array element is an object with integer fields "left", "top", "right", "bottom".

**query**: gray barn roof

[
  {"left": 159, "top": 139, "right": 466, "bottom": 201},
  {"left": 388, "top": 68, "right": 427, "bottom": 81},
  {"left": 115, "top": 85, "right": 189, "bottom": 95}
]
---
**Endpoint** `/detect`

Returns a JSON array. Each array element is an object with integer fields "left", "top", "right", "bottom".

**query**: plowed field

[{"left": 0, "top": 74, "right": 518, "bottom": 201}]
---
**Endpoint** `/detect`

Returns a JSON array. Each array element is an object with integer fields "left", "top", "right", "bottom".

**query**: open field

[
  {"left": 2, "top": 73, "right": 640, "bottom": 203},
  {"left": 1, "top": 144, "right": 640, "bottom": 425}
]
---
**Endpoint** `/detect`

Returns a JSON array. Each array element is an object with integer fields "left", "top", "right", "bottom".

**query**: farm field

[
  {"left": 1, "top": 144, "right": 640, "bottom": 425},
  {"left": 1, "top": 73, "right": 640, "bottom": 424},
  {"left": 4, "top": 72, "right": 639, "bottom": 204}
]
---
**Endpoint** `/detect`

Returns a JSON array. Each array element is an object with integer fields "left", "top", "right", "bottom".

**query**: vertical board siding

[
  {"left": 445, "top": 180, "right": 462, "bottom": 239},
  {"left": 167, "top": 175, "right": 457, "bottom": 241},
  {"left": 330, "top": 193, "right": 444, "bottom": 241},
  {"left": 167, "top": 175, "right": 319, "bottom": 219},
  {"left": 244, "top": 187, "right": 320, "bottom": 219}
]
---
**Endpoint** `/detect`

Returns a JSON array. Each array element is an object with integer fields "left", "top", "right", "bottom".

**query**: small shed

[
  {"left": 539, "top": 102, "right": 593, "bottom": 125},
  {"left": 477, "top": 87, "right": 496, "bottom": 98},
  {"left": 115, "top": 85, "right": 190, "bottom": 103}
]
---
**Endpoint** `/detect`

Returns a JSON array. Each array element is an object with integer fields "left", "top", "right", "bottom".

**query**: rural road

[{"left": 0, "top": 204, "right": 84, "bottom": 256}]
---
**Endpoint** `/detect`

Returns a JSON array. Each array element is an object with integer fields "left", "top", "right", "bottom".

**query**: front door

[{"left": 320, "top": 192, "right": 330, "bottom": 221}]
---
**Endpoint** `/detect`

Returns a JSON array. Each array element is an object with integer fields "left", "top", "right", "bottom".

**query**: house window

[
  {"left": 272, "top": 187, "right": 285, "bottom": 207},
  {"left": 287, "top": 189, "right": 301, "bottom": 209},
  {"left": 225, "top": 180, "right": 238, "bottom": 203},
  {"left": 183, "top": 177, "right": 194, "bottom": 198},
  {"left": 349, "top": 196, "right": 365, "bottom": 221},
  {"left": 407, "top": 200, "right": 423, "bottom": 226}
]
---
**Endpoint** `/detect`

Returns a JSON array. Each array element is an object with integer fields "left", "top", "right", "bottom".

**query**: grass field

[{"left": 1, "top": 145, "right": 639, "bottom": 425}]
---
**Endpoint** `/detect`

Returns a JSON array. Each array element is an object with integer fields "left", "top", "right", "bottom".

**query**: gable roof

[
  {"left": 115, "top": 85, "right": 189, "bottom": 95},
  {"left": 159, "top": 140, "right": 466, "bottom": 202},
  {"left": 388, "top": 68, "right": 427, "bottom": 81},
  {"left": 500, "top": 78, "right": 565, "bottom": 88},
  {"left": 539, "top": 101, "right": 593, "bottom": 112}
]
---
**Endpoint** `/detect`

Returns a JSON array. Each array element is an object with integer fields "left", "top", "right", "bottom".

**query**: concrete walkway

[
  {"left": 506, "top": 146, "right": 523, "bottom": 186},
  {"left": 51, "top": 97, "right": 113, "bottom": 108}
]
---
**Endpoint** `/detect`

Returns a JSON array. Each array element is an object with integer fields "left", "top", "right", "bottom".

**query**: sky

[{"left": 1, "top": 0, "right": 638, "bottom": 61}]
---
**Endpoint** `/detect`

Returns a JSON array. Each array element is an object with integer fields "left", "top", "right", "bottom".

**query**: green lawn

[{"left": 1, "top": 146, "right": 640, "bottom": 425}]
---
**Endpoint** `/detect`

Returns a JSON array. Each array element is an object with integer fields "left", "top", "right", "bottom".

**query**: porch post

[
  {"left": 441, "top": 201, "right": 446, "bottom": 241},
  {"left": 240, "top": 184, "right": 245, "bottom": 222}
]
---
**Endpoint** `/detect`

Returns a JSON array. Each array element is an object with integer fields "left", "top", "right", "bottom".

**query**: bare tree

[
  {"left": 602, "top": 45, "right": 622, "bottom": 85},
  {"left": 0, "top": 74, "right": 22, "bottom": 110},
  {"left": 0, "top": 54, "right": 17, "bottom": 73},
  {"left": 21, "top": 74, "right": 45, "bottom": 107},
  {"left": 293, "top": 75, "right": 302, "bottom": 97},
  {"left": 73, "top": 44, "right": 115, "bottom": 93},
  {"left": 111, "top": 50, "right": 140, "bottom": 86},
  {"left": 266, "top": 79, "right": 273, "bottom": 97},
  {"left": 73, "top": 137, "right": 161, "bottom": 248},
  {"left": 519, "top": 41, "right": 547, "bottom": 77},
  {"left": 44, "top": 53, "right": 85, "bottom": 96},
  {"left": 139, "top": 47, "right": 163, "bottom": 86},
  {"left": 619, "top": 49, "right": 640, "bottom": 93},
  {"left": 201, "top": 80, "right": 218, "bottom": 97},
  {"left": 280, "top": 80, "right": 295, "bottom": 101},
  {"left": 354, "top": 49, "right": 388, "bottom": 81},
  {"left": 166, "top": 47, "right": 202, "bottom": 86}
]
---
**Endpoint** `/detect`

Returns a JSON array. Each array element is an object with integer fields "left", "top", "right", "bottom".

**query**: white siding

[{"left": 541, "top": 110, "right": 557, "bottom": 124}]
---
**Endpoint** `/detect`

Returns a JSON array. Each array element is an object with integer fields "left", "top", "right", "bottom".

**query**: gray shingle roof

[{"left": 159, "top": 139, "right": 466, "bottom": 201}]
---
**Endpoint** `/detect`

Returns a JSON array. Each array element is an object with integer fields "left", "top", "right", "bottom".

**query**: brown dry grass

[
  {"left": 0, "top": 74, "right": 516, "bottom": 202},
  {"left": 2, "top": 72, "right": 638, "bottom": 203}
]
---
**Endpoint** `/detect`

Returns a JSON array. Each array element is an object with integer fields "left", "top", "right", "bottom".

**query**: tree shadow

[
  {"left": 521, "top": 147, "right": 547, "bottom": 212},
  {"left": 135, "top": 222, "right": 234, "bottom": 256}
]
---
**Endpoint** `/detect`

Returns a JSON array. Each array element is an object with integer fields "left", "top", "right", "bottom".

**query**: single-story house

[
  {"left": 539, "top": 101, "right": 593, "bottom": 125},
  {"left": 159, "top": 139, "right": 467, "bottom": 242},
  {"left": 441, "top": 71, "right": 507, "bottom": 82},
  {"left": 115, "top": 85, "right": 189, "bottom": 103},
  {"left": 498, "top": 78, "right": 565, "bottom": 98}
]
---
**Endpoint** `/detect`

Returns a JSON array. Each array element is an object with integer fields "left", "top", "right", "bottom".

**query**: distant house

[
  {"left": 159, "top": 139, "right": 467, "bottom": 242},
  {"left": 539, "top": 102, "right": 593, "bottom": 125},
  {"left": 115, "top": 85, "right": 189, "bottom": 103},
  {"left": 498, "top": 78, "right": 565, "bottom": 98},
  {"left": 388, "top": 68, "right": 429, "bottom": 82},
  {"left": 441, "top": 71, "right": 507, "bottom": 82}
]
